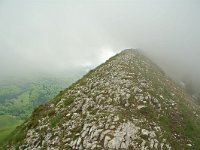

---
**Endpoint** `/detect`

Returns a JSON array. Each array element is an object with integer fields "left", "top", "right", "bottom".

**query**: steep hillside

[{"left": 4, "top": 49, "right": 200, "bottom": 150}]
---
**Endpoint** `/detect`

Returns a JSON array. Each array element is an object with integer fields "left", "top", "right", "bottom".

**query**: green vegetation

[
  {"left": 64, "top": 96, "right": 74, "bottom": 107},
  {"left": 0, "top": 75, "right": 82, "bottom": 146},
  {"left": 0, "top": 115, "right": 23, "bottom": 144},
  {"left": 0, "top": 77, "right": 76, "bottom": 119},
  {"left": 177, "top": 103, "right": 200, "bottom": 150},
  {"left": 5, "top": 121, "right": 27, "bottom": 149},
  {"left": 50, "top": 113, "right": 63, "bottom": 128}
]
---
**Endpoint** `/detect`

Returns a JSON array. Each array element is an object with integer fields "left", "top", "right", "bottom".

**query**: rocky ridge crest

[{"left": 6, "top": 49, "right": 200, "bottom": 150}]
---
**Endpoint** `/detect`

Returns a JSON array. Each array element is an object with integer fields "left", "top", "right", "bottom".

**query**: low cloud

[{"left": 0, "top": 0, "right": 199, "bottom": 86}]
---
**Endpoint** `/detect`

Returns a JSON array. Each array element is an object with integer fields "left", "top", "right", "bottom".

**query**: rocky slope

[{"left": 4, "top": 49, "right": 200, "bottom": 150}]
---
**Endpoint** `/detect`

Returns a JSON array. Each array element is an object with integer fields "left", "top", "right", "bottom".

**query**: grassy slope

[
  {"left": 138, "top": 51, "right": 200, "bottom": 149},
  {"left": 0, "top": 115, "right": 23, "bottom": 145}
]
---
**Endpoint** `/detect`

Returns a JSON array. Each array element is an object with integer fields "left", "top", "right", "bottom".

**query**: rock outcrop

[{"left": 5, "top": 49, "right": 200, "bottom": 150}]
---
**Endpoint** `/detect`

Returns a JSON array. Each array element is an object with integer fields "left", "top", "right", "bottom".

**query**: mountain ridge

[{"left": 4, "top": 49, "right": 200, "bottom": 150}]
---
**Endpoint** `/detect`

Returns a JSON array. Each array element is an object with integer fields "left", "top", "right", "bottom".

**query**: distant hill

[
  {"left": 0, "top": 77, "right": 80, "bottom": 119},
  {"left": 4, "top": 49, "right": 200, "bottom": 149}
]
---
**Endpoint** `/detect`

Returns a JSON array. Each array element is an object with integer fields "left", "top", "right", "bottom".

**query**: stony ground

[{"left": 5, "top": 49, "right": 200, "bottom": 150}]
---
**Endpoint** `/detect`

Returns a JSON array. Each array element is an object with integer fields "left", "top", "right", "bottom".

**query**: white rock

[
  {"left": 76, "top": 137, "right": 82, "bottom": 146},
  {"left": 141, "top": 129, "right": 149, "bottom": 137},
  {"left": 154, "top": 139, "right": 158, "bottom": 149},
  {"left": 187, "top": 143, "right": 192, "bottom": 147},
  {"left": 150, "top": 139, "right": 154, "bottom": 148},
  {"left": 100, "top": 130, "right": 111, "bottom": 141},
  {"left": 110, "top": 125, "right": 115, "bottom": 130},
  {"left": 104, "top": 136, "right": 111, "bottom": 148},
  {"left": 137, "top": 105, "right": 147, "bottom": 110},
  {"left": 66, "top": 114, "right": 70, "bottom": 117},
  {"left": 166, "top": 144, "right": 171, "bottom": 150},
  {"left": 113, "top": 116, "right": 119, "bottom": 122}
]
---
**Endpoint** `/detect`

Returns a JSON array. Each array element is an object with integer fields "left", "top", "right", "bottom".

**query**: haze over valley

[{"left": 1, "top": 0, "right": 200, "bottom": 85}]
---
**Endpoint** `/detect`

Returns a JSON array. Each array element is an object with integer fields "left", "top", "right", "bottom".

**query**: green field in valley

[{"left": 0, "top": 115, "right": 23, "bottom": 145}]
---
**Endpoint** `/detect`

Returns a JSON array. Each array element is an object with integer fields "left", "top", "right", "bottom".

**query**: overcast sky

[{"left": 0, "top": 0, "right": 200, "bottom": 84}]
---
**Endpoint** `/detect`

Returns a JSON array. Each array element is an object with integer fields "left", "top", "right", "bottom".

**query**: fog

[{"left": 0, "top": 0, "right": 200, "bottom": 88}]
